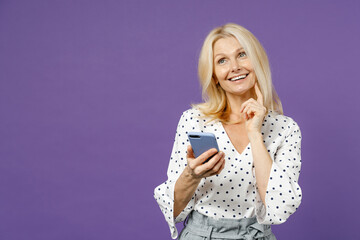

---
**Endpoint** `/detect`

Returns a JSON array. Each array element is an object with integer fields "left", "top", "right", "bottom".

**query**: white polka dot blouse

[{"left": 154, "top": 107, "right": 302, "bottom": 239}]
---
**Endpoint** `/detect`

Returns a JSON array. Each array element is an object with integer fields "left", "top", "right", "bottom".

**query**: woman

[{"left": 154, "top": 23, "right": 302, "bottom": 240}]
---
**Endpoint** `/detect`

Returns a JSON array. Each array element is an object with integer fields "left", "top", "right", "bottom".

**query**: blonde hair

[{"left": 191, "top": 23, "right": 283, "bottom": 124}]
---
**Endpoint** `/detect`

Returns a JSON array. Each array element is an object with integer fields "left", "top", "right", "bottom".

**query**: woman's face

[{"left": 213, "top": 37, "right": 256, "bottom": 98}]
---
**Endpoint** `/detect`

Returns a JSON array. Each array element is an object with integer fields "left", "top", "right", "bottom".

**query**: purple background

[{"left": 1, "top": 0, "right": 359, "bottom": 239}]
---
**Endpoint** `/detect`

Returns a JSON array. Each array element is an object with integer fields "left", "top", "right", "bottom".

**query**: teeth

[{"left": 230, "top": 74, "right": 247, "bottom": 81}]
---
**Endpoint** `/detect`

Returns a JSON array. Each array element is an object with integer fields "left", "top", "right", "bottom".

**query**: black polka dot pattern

[{"left": 153, "top": 107, "right": 302, "bottom": 239}]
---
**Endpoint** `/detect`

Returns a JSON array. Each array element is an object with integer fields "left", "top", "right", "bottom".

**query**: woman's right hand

[{"left": 185, "top": 145, "right": 225, "bottom": 179}]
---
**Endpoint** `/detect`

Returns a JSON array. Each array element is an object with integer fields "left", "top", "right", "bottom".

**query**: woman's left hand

[{"left": 240, "top": 82, "right": 267, "bottom": 135}]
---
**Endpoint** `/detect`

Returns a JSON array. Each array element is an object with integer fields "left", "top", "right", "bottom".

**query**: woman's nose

[{"left": 231, "top": 60, "right": 241, "bottom": 72}]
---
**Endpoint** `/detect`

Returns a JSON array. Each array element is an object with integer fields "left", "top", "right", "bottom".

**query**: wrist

[
  {"left": 248, "top": 131, "right": 263, "bottom": 142},
  {"left": 183, "top": 166, "right": 202, "bottom": 183}
]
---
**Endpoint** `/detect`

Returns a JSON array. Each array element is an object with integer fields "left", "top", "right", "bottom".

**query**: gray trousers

[{"left": 178, "top": 210, "right": 277, "bottom": 240}]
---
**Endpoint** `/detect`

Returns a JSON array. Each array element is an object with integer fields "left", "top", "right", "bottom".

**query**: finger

[
  {"left": 210, "top": 155, "right": 225, "bottom": 174},
  {"left": 247, "top": 105, "right": 258, "bottom": 117},
  {"left": 244, "top": 103, "right": 261, "bottom": 115},
  {"left": 203, "top": 154, "right": 224, "bottom": 177},
  {"left": 187, "top": 145, "right": 200, "bottom": 170},
  {"left": 240, "top": 98, "right": 258, "bottom": 113},
  {"left": 246, "top": 104, "right": 263, "bottom": 115},
  {"left": 194, "top": 148, "right": 219, "bottom": 166},
  {"left": 240, "top": 99, "right": 251, "bottom": 113},
  {"left": 213, "top": 156, "right": 225, "bottom": 176},
  {"left": 196, "top": 151, "right": 223, "bottom": 175},
  {"left": 245, "top": 104, "right": 254, "bottom": 114},
  {"left": 186, "top": 147, "right": 193, "bottom": 169},
  {"left": 242, "top": 105, "right": 249, "bottom": 119},
  {"left": 243, "top": 105, "right": 255, "bottom": 119},
  {"left": 203, "top": 156, "right": 224, "bottom": 177},
  {"left": 187, "top": 145, "right": 195, "bottom": 159},
  {"left": 254, "top": 82, "right": 264, "bottom": 105},
  {"left": 243, "top": 105, "right": 250, "bottom": 115},
  {"left": 246, "top": 108, "right": 253, "bottom": 118}
]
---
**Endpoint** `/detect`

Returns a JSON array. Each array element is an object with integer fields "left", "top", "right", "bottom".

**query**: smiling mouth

[{"left": 228, "top": 73, "right": 249, "bottom": 82}]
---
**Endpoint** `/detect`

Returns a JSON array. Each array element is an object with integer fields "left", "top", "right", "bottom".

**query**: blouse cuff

[
  {"left": 254, "top": 162, "right": 302, "bottom": 225},
  {"left": 171, "top": 182, "right": 195, "bottom": 239},
  {"left": 154, "top": 178, "right": 196, "bottom": 239}
]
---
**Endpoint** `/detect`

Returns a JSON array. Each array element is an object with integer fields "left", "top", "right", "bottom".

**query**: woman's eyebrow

[{"left": 214, "top": 48, "right": 244, "bottom": 58}]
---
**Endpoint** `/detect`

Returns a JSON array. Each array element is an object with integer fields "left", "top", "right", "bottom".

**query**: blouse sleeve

[
  {"left": 153, "top": 111, "right": 196, "bottom": 239},
  {"left": 254, "top": 118, "right": 302, "bottom": 225}
]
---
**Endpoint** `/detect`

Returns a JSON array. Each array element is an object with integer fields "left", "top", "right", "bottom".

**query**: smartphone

[{"left": 187, "top": 132, "right": 220, "bottom": 164}]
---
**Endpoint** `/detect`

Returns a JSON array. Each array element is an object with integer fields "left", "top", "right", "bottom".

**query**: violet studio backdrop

[{"left": 0, "top": 0, "right": 359, "bottom": 239}]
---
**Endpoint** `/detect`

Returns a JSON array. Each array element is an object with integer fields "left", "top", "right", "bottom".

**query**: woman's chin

[{"left": 225, "top": 89, "right": 252, "bottom": 97}]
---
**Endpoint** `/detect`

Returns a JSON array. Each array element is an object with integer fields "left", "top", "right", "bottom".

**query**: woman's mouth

[{"left": 228, "top": 73, "right": 249, "bottom": 82}]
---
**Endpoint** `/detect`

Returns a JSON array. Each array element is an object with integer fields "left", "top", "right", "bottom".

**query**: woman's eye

[
  {"left": 218, "top": 59, "right": 225, "bottom": 64},
  {"left": 239, "top": 52, "right": 246, "bottom": 57}
]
